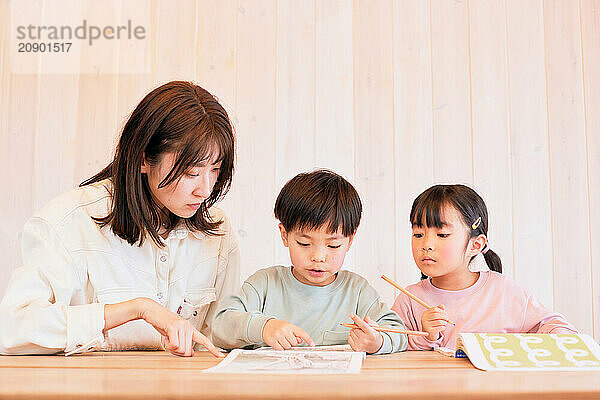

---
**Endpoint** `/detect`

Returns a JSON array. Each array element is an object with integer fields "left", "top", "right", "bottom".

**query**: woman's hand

[
  {"left": 421, "top": 304, "right": 450, "bottom": 341},
  {"left": 262, "top": 319, "right": 315, "bottom": 350},
  {"left": 104, "top": 298, "right": 223, "bottom": 358},
  {"left": 347, "top": 314, "right": 384, "bottom": 354}
]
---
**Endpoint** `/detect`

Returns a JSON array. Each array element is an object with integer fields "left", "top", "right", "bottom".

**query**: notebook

[{"left": 446, "top": 333, "right": 600, "bottom": 371}]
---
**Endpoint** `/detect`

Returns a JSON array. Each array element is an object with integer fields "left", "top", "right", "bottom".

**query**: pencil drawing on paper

[{"left": 203, "top": 349, "right": 364, "bottom": 374}]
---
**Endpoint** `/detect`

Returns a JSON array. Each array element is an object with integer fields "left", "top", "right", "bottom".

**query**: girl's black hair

[
  {"left": 81, "top": 81, "right": 235, "bottom": 247},
  {"left": 410, "top": 184, "right": 502, "bottom": 279}
]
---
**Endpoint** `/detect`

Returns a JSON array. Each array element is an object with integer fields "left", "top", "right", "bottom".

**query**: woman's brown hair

[{"left": 81, "top": 81, "right": 235, "bottom": 246}]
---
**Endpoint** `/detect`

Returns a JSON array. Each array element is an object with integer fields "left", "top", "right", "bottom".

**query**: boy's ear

[
  {"left": 469, "top": 234, "right": 487, "bottom": 256},
  {"left": 140, "top": 153, "right": 149, "bottom": 174},
  {"left": 278, "top": 223, "right": 289, "bottom": 247}
]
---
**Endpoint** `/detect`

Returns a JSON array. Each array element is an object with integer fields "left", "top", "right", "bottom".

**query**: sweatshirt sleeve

[
  {"left": 391, "top": 292, "right": 443, "bottom": 350},
  {"left": 210, "top": 270, "right": 275, "bottom": 350},
  {"left": 358, "top": 284, "right": 408, "bottom": 354},
  {"left": 521, "top": 290, "right": 578, "bottom": 334},
  {"left": 0, "top": 217, "right": 105, "bottom": 355}
]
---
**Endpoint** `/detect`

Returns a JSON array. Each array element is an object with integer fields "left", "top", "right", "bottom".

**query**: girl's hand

[
  {"left": 421, "top": 304, "right": 450, "bottom": 341},
  {"left": 347, "top": 314, "right": 384, "bottom": 354},
  {"left": 262, "top": 319, "right": 315, "bottom": 350},
  {"left": 136, "top": 298, "right": 223, "bottom": 358}
]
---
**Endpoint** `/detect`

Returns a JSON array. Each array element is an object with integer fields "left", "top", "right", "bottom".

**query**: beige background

[{"left": 0, "top": 0, "right": 598, "bottom": 341}]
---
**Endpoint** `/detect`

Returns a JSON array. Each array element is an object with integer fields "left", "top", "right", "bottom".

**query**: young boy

[{"left": 211, "top": 170, "right": 407, "bottom": 354}]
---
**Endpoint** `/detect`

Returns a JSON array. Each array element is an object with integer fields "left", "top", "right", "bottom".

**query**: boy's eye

[
  {"left": 412, "top": 233, "right": 423, "bottom": 238},
  {"left": 438, "top": 233, "right": 450, "bottom": 238},
  {"left": 296, "top": 241, "right": 309, "bottom": 247}
]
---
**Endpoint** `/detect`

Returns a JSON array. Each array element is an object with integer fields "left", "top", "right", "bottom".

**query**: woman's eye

[
  {"left": 212, "top": 167, "right": 221, "bottom": 173},
  {"left": 185, "top": 173, "right": 199, "bottom": 178},
  {"left": 328, "top": 245, "right": 342, "bottom": 249},
  {"left": 296, "top": 241, "right": 309, "bottom": 247}
]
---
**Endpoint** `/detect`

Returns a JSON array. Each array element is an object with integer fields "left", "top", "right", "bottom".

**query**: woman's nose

[{"left": 193, "top": 171, "right": 212, "bottom": 198}]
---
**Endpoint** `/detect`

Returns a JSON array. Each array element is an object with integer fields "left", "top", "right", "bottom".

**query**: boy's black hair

[
  {"left": 274, "top": 169, "right": 362, "bottom": 237},
  {"left": 410, "top": 184, "right": 502, "bottom": 278}
]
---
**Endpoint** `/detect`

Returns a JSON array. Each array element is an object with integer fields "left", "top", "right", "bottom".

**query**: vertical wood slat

[
  {"left": 468, "top": 0, "right": 514, "bottom": 277},
  {"left": 155, "top": 0, "right": 197, "bottom": 83},
  {"left": 352, "top": 0, "right": 395, "bottom": 301},
  {"left": 195, "top": 0, "right": 238, "bottom": 115},
  {"left": 543, "top": 0, "right": 593, "bottom": 334},
  {"left": 274, "top": 0, "right": 316, "bottom": 265},
  {"left": 74, "top": 1, "right": 121, "bottom": 185},
  {"left": 234, "top": 0, "right": 278, "bottom": 280},
  {"left": 315, "top": 0, "right": 354, "bottom": 180},
  {"left": 0, "top": 1, "right": 43, "bottom": 296},
  {"left": 0, "top": 1, "right": 9, "bottom": 296},
  {"left": 315, "top": 0, "right": 355, "bottom": 271},
  {"left": 580, "top": 0, "right": 600, "bottom": 342},
  {"left": 33, "top": 1, "right": 82, "bottom": 210},
  {"left": 505, "top": 0, "right": 554, "bottom": 308},
  {"left": 430, "top": 0, "right": 472, "bottom": 184},
  {"left": 114, "top": 0, "right": 155, "bottom": 131},
  {"left": 392, "top": 0, "right": 434, "bottom": 286}
]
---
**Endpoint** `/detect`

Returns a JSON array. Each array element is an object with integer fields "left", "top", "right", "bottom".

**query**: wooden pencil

[
  {"left": 381, "top": 274, "right": 456, "bottom": 325},
  {"left": 340, "top": 323, "right": 429, "bottom": 337}
]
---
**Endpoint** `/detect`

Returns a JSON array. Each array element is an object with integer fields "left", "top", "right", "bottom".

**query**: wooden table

[{"left": 0, "top": 350, "right": 598, "bottom": 399}]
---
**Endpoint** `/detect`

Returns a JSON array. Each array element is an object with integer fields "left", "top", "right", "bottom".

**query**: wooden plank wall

[{"left": 0, "top": 0, "right": 598, "bottom": 341}]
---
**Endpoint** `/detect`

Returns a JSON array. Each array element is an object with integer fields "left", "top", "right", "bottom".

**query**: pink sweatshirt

[{"left": 391, "top": 271, "right": 577, "bottom": 350}]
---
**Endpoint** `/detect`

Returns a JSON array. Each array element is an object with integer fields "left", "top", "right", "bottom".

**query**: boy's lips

[
  {"left": 421, "top": 257, "right": 436, "bottom": 263},
  {"left": 308, "top": 268, "right": 326, "bottom": 276}
]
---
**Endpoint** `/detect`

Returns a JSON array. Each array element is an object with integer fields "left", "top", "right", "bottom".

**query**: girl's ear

[
  {"left": 278, "top": 223, "right": 289, "bottom": 247},
  {"left": 469, "top": 234, "right": 487, "bottom": 256},
  {"left": 140, "top": 153, "right": 149, "bottom": 173}
]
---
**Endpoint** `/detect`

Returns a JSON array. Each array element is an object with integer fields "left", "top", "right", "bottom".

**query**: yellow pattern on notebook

[{"left": 455, "top": 333, "right": 600, "bottom": 371}]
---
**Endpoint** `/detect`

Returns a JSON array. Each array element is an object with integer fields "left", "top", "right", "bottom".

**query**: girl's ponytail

[{"left": 483, "top": 249, "right": 502, "bottom": 273}]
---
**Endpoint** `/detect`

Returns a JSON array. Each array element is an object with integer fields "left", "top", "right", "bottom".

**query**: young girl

[
  {"left": 0, "top": 81, "right": 238, "bottom": 357},
  {"left": 392, "top": 184, "right": 577, "bottom": 350}
]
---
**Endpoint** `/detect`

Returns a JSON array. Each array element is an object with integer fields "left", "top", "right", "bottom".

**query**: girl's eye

[
  {"left": 185, "top": 173, "right": 199, "bottom": 178},
  {"left": 438, "top": 233, "right": 450, "bottom": 238},
  {"left": 328, "top": 245, "right": 342, "bottom": 249},
  {"left": 412, "top": 233, "right": 423, "bottom": 238},
  {"left": 296, "top": 241, "right": 309, "bottom": 247}
]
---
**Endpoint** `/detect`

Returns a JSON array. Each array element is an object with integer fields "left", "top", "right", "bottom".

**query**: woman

[{"left": 0, "top": 81, "right": 238, "bottom": 357}]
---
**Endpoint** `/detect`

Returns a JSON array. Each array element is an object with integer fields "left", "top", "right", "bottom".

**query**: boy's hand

[
  {"left": 262, "top": 319, "right": 315, "bottom": 350},
  {"left": 347, "top": 314, "right": 384, "bottom": 354},
  {"left": 421, "top": 304, "right": 450, "bottom": 341}
]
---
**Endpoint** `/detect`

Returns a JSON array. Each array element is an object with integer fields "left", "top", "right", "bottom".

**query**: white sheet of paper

[{"left": 203, "top": 349, "right": 364, "bottom": 374}]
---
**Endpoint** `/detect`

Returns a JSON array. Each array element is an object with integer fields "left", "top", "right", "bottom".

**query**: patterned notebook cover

[{"left": 455, "top": 333, "right": 600, "bottom": 371}]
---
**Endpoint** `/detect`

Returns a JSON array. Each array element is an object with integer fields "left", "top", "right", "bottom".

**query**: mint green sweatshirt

[{"left": 211, "top": 266, "right": 408, "bottom": 354}]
